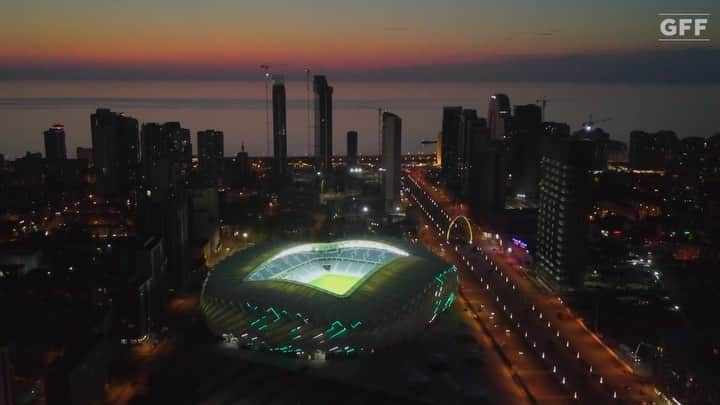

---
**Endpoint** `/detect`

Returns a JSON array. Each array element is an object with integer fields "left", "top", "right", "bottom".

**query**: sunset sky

[{"left": 1, "top": 0, "right": 717, "bottom": 80}]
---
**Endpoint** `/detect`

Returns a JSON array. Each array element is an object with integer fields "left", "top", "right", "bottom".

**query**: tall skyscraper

[
  {"left": 346, "top": 130, "right": 358, "bottom": 166},
  {"left": 508, "top": 104, "right": 543, "bottom": 198},
  {"left": 382, "top": 112, "right": 402, "bottom": 212},
  {"left": 91, "top": 109, "right": 139, "bottom": 196},
  {"left": 468, "top": 134, "right": 506, "bottom": 218},
  {"left": 440, "top": 106, "right": 463, "bottom": 187},
  {"left": 272, "top": 75, "right": 288, "bottom": 180},
  {"left": 137, "top": 122, "right": 192, "bottom": 291},
  {"left": 140, "top": 122, "right": 191, "bottom": 200},
  {"left": 197, "top": 129, "right": 224, "bottom": 185},
  {"left": 536, "top": 138, "right": 595, "bottom": 288},
  {"left": 629, "top": 130, "right": 680, "bottom": 170},
  {"left": 162, "top": 122, "right": 192, "bottom": 168},
  {"left": 43, "top": 124, "right": 67, "bottom": 161},
  {"left": 313, "top": 75, "right": 333, "bottom": 172},
  {"left": 458, "top": 109, "right": 486, "bottom": 196},
  {"left": 488, "top": 94, "right": 511, "bottom": 140}
]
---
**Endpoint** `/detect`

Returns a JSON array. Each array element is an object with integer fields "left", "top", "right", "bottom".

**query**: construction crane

[
  {"left": 259, "top": 64, "right": 272, "bottom": 157},
  {"left": 354, "top": 104, "right": 384, "bottom": 157},
  {"left": 305, "top": 67, "right": 312, "bottom": 157},
  {"left": 581, "top": 114, "right": 612, "bottom": 131}
]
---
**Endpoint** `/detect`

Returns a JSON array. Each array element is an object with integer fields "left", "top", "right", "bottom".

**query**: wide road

[
  {"left": 414, "top": 212, "right": 573, "bottom": 404},
  {"left": 403, "top": 168, "right": 666, "bottom": 404}
]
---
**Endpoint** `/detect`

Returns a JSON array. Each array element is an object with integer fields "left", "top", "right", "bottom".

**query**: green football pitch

[{"left": 309, "top": 274, "right": 362, "bottom": 295}]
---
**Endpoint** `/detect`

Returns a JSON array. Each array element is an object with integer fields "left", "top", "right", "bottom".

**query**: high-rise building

[
  {"left": 140, "top": 122, "right": 191, "bottom": 200},
  {"left": 76, "top": 147, "right": 93, "bottom": 165},
  {"left": 44, "top": 124, "right": 67, "bottom": 161},
  {"left": 536, "top": 138, "right": 595, "bottom": 288},
  {"left": 435, "top": 132, "right": 442, "bottom": 167},
  {"left": 458, "top": 110, "right": 487, "bottom": 196},
  {"left": 163, "top": 122, "right": 192, "bottom": 169},
  {"left": 136, "top": 189, "right": 191, "bottom": 290},
  {"left": 629, "top": 130, "right": 680, "bottom": 170},
  {"left": 573, "top": 127, "right": 612, "bottom": 171},
  {"left": 91, "top": 109, "right": 139, "bottom": 196},
  {"left": 272, "top": 75, "right": 288, "bottom": 180},
  {"left": 189, "top": 187, "right": 221, "bottom": 266},
  {"left": 678, "top": 136, "right": 706, "bottom": 170},
  {"left": 488, "top": 94, "right": 511, "bottom": 140},
  {"left": 542, "top": 122, "right": 571, "bottom": 138},
  {"left": 606, "top": 140, "right": 628, "bottom": 163},
  {"left": 507, "top": 104, "right": 543, "bottom": 198},
  {"left": 440, "top": 106, "right": 463, "bottom": 187},
  {"left": 382, "top": 112, "right": 402, "bottom": 212},
  {"left": 346, "top": 131, "right": 358, "bottom": 166},
  {"left": 197, "top": 129, "right": 224, "bottom": 185},
  {"left": 468, "top": 135, "right": 506, "bottom": 218},
  {"left": 224, "top": 142, "right": 251, "bottom": 188},
  {"left": 313, "top": 75, "right": 333, "bottom": 172}
]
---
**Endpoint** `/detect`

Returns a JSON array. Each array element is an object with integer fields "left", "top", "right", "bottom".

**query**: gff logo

[{"left": 658, "top": 13, "right": 711, "bottom": 42}]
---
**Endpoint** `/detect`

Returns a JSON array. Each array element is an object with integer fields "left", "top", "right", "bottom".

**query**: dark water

[{"left": 0, "top": 80, "right": 718, "bottom": 158}]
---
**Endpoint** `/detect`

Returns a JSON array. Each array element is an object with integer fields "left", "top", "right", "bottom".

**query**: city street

[
  {"left": 404, "top": 168, "right": 666, "bottom": 404},
  {"left": 415, "top": 213, "right": 572, "bottom": 404}
]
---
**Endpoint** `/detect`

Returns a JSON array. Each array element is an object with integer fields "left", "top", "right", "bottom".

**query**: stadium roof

[{"left": 203, "top": 238, "right": 453, "bottom": 324}]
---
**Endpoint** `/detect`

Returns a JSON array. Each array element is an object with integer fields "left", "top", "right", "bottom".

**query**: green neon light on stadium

[
  {"left": 443, "top": 292, "right": 455, "bottom": 311},
  {"left": 329, "top": 328, "right": 347, "bottom": 339},
  {"left": 267, "top": 307, "right": 281, "bottom": 322},
  {"left": 325, "top": 320, "right": 344, "bottom": 334},
  {"left": 250, "top": 316, "right": 266, "bottom": 326}
]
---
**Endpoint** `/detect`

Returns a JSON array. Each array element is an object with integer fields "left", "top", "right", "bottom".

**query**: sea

[{"left": 0, "top": 80, "right": 718, "bottom": 159}]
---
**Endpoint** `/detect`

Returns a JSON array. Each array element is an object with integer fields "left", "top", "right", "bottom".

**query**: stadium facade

[{"left": 201, "top": 239, "right": 458, "bottom": 357}]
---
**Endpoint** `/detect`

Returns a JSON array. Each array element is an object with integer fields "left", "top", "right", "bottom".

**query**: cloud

[
  {"left": 1, "top": 48, "right": 718, "bottom": 83},
  {"left": 335, "top": 48, "right": 720, "bottom": 83}
]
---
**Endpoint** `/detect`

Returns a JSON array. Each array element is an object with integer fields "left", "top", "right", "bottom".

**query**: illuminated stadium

[{"left": 201, "top": 239, "right": 458, "bottom": 357}]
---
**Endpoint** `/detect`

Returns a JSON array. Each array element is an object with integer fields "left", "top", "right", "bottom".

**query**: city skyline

[
  {"left": 1, "top": 3, "right": 720, "bottom": 403},
  {"left": 2, "top": 79, "right": 719, "bottom": 160}
]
